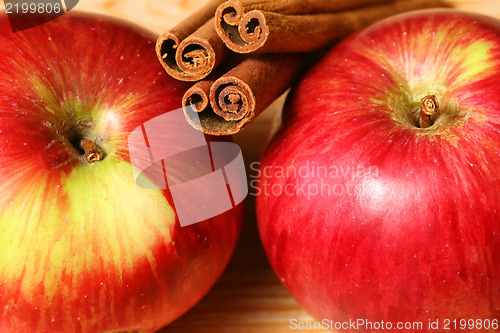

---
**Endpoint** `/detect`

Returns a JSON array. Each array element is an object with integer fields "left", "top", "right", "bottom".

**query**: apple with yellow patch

[{"left": 0, "top": 12, "right": 242, "bottom": 333}]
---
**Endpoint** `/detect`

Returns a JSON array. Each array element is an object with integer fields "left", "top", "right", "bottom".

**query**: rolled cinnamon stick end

[
  {"left": 182, "top": 80, "right": 213, "bottom": 130},
  {"left": 216, "top": 0, "right": 449, "bottom": 54},
  {"left": 215, "top": 2, "right": 269, "bottom": 54},
  {"left": 183, "top": 54, "right": 304, "bottom": 135},
  {"left": 156, "top": 0, "right": 229, "bottom": 81}
]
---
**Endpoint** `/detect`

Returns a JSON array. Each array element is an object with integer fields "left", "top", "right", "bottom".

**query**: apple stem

[
  {"left": 79, "top": 139, "right": 104, "bottom": 163},
  {"left": 419, "top": 95, "right": 439, "bottom": 128}
]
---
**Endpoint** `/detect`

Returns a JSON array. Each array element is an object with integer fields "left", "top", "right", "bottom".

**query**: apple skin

[
  {"left": 256, "top": 9, "right": 500, "bottom": 332},
  {"left": 0, "top": 12, "right": 242, "bottom": 333}
]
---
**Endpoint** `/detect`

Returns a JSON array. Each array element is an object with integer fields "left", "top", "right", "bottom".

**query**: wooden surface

[{"left": 2, "top": 1, "right": 500, "bottom": 332}]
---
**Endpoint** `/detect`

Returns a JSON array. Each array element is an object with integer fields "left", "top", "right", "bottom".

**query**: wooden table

[{"left": 3, "top": 1, "right": 499, "bottom": 331}]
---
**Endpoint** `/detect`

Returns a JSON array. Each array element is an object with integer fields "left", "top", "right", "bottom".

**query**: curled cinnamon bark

[
  {"left": 215, "top": 0, "right": 447, "bottom": 53},
  {"left": 182, "top": 79, "right": 214, "bottom": 130},
  {"left": 156, "top": 0, "right": 229, "bottom": 81},
  {"left": 183, "top": 54, "right": 303, "bottom": 135}
]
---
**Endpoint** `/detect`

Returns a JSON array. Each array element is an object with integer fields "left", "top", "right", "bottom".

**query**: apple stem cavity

[
  {"left": 79, "top": 139, "right": 104, "bottom": 163},
  {"left": 419, "top": 95, "right": 439, "bottom": 128}
]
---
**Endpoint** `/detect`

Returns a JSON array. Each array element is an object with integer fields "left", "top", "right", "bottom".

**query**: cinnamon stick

[
  {"left": 216, "top": 0, "right": 396, "bottom": 16},
  {"left": 215, "top": 0, "right": 447, "bottom": 53},
  {"left": 183, "top": 54, "right": 304, "bottom": 135},
  {"left": 182, "top": 79, "right": 214, "bottom": 130},
  {"left": 156, "top": 0, "right": 229, "bottom": 81}
]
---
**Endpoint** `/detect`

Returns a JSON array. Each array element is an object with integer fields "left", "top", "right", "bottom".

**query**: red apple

[
  {"left": 256, "top": 9, "right": 500, "bottom": 332},
  {"left": 0, "top": 12, "right": 242, "bottom": 333}
]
